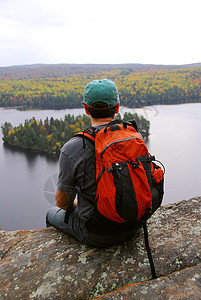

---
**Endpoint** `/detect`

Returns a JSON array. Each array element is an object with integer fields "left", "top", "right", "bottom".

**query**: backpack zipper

[{"left": 100, "top": 137, "right": 142, "bottom": 159}]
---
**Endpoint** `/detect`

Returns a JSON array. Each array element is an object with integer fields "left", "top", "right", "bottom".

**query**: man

[{"left": 46, "top": 78, "right": 145, "bottom": 246}]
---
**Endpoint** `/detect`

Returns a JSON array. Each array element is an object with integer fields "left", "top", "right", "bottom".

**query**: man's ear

[
  {"left": 83, "top": 104, "right": 90, "bottom": 115},
  {"left": 115, "top": 102, "right": 120, "bottom": 114}
]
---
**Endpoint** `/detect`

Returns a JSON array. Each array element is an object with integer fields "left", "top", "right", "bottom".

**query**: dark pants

[{"left": 46, "top": 207, "right": 141, "bottom": 247}]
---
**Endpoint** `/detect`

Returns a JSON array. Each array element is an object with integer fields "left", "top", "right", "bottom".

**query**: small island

[{"left": 1, "top": 112, "right": 150, "bottom": 155}]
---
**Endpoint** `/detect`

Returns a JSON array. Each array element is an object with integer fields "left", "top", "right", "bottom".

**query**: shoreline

[
  {"left": 3, "top": 142, "right": 59, "bottom": 158},
  {"left": 0, "top": 98, "right": 201, "bottom": 111}
]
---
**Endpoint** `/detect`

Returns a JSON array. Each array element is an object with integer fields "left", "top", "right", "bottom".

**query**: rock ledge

[{"left": 0, "top": 197, "right": 201, "bottom": 299}]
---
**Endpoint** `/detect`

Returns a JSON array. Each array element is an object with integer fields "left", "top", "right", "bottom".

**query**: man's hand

[{"left": 73, "top": 198, "right": 78, "bottom": 207}]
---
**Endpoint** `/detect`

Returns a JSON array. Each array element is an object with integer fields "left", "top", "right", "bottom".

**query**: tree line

[
  {"left": 0, "top": 67, "right": 200, "bottom": 109},
  {"left": 1, "top": 112, "right": 150, "bottom": 155}
]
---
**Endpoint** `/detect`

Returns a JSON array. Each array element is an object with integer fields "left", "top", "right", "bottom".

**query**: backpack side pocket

[
  {"left": 112, "top": 160, "right": 152, "bottom": 221},
  {"left": 151, "top": 162, "right": 164, "bottom": 207}
]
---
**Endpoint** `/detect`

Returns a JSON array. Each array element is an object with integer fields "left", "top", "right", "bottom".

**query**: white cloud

[{"left": 0, "top": 0, "right": 201, "bottom": 67}]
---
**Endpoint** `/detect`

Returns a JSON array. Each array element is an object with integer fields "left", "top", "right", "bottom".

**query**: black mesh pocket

[{"left": 112, "top": 161, "right": 138, "bottom": 221}]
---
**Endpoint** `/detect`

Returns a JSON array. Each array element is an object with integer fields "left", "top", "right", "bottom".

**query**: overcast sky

[{"left": 0, "top": 0, "right": 201, "bottom": 67}]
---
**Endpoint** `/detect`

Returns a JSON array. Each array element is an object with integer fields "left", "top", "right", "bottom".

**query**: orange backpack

[
  {"left": 75, "top": 119, "right": 164, "bottom": 279},
  {"left": 76, "top": 120, "right": 164, "bottom": 223}
]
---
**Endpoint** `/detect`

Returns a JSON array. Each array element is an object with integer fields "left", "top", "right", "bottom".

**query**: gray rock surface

[
  {"left": 0, "top": 196, "right": 200, "bottom": 299},
  {"left": 96, "top": 264, "right": 201, "bottom": 299}
]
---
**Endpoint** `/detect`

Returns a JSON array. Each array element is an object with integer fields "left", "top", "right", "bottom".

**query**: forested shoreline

[
  {"left": 0, "top": 67, "right": 201, "bottom": 109},
  {"left": 1, "top": 64, "right": 200, "bottom": 154},
  {"left": 1, "top": 112, "right": 150, "bottom": 155}
]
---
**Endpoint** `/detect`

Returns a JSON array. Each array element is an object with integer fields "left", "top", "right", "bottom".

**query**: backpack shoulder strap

[
  {"left": 124, "top": 119, "right": 138, "bottom": 132},
  {"left": 73, "top": 128, "right": 95, "bottom": 149},
  {"left": 73, "top": 131, "right": 95, "bottom": 142}
]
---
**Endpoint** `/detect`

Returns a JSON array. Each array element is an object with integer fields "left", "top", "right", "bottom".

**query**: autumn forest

[
  {"left": 1, "top": 64, "right": 200, "bottom": 154},
  {"left": 0, "top": 65, "right": 201, "bottom": 109}
]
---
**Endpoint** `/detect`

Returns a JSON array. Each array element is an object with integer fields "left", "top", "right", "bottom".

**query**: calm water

[{"left": 0, "top": 103, "right": 200, "bottom": 230}]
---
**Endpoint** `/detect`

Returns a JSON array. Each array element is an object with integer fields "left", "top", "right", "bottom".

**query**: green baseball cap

[{"left": 83, "top": 78, "right": 119, "bottom": 109}]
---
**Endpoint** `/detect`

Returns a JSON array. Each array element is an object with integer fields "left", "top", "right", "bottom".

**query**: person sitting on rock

[{"left": 46, "top": 78, "right": 163, "bottom": 247}]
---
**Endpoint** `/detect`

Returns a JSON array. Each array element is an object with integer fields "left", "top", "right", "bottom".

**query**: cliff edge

[{"left": 0, "top": 197, "right": 201, "bottom": 299}]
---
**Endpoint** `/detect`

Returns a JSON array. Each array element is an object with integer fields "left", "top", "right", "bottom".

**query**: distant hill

[
  {"left": 1, "top": 62, "right": 201, "bottom": 80},
  {"left": 0, "top": 63, "right": 200, "bottom": 109}
]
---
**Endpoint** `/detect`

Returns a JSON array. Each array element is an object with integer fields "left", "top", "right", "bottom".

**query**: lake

[{"left": 0, "top": 103, "right": 200, "bottom": 230}]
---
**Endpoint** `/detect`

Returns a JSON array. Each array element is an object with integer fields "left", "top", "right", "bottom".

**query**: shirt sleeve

[{"left": 57, "top": 151, "right": 76, "bottom": 195}]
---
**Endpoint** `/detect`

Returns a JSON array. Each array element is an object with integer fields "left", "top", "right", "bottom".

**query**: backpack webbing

[{"left": 143, "top": 222, "right": 157, "bottom": 279}]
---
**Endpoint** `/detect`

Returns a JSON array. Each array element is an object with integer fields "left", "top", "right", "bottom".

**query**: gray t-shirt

[{"left": 57, "top": 132, "right": 98, "bottom": 223}]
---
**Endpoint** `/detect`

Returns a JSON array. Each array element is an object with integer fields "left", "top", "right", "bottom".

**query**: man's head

[{"left": 83, "top": 78, "right": 120, "bottom": 119}]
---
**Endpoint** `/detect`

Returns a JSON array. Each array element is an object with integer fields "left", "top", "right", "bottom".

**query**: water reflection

[{"left": 3, "top": 143, "right": 59, "bottom": 164}]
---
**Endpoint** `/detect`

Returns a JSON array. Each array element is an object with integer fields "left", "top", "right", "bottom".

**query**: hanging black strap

[{"left": 142, "top": 222, "right": 157, "bottom": 279}]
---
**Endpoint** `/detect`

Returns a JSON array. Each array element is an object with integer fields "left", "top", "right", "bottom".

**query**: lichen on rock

[{"left": 0, "top": 197, "right": 200, "bottom": 299}]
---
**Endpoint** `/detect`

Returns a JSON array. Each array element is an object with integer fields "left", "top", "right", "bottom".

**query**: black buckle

[
  {"left": 147, "top": 155, "right": 155, "bottom": 162},
  {"left": 107, "top": 163, "right": 122, "bottom": 173},
  {"left": 127, "top": 159, "right": 139, "bottom": 169}
]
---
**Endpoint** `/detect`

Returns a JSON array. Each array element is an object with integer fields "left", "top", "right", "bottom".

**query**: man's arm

[
  {"left": 55, "top": 188, "right": 68, "bottom": 210},
  {"left": 55, "top": 188, "right": 78, "bottom": 210},
  {"left": 56, "top": 147, "right": 78, "bottom": 210}
]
